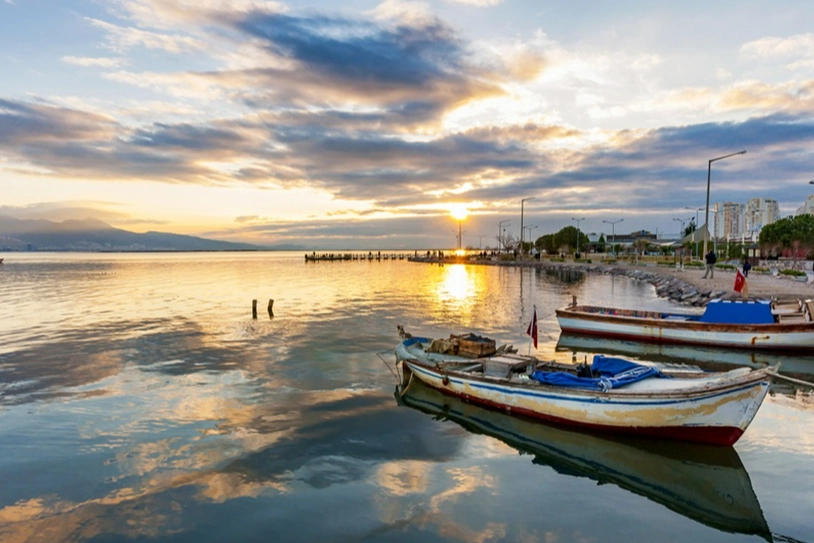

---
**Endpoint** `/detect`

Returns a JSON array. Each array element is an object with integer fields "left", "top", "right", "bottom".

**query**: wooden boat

[
  {"left": 556, "top": 297, "right": 814, "bottom": 350},
  {"left": 397, "top": 378, "right": 770, "bottom": 539},
  {"left": 395, "top": 333, "right": 775, "bottom": 445}
]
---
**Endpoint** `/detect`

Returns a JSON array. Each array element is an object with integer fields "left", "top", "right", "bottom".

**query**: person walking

[
  {"left": 741, "top": 258, "right": 752, "bottom": 298},
  {"left": 702, "top": 249, "right": 717, "bottom": 279}
]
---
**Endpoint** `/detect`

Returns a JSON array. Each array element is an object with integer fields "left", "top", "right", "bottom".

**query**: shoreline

[{"left": 411, "top": 257, "right": 814, "bottom": 306}]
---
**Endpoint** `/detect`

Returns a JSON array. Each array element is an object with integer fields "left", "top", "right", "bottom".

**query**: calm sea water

[{"left": 0, "top": 252, "right": 812, "bottom": 543}]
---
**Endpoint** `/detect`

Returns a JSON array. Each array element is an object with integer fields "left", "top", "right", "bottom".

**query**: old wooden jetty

[{"left": 304, "top": 252, "right": 410, "bottom": 262}]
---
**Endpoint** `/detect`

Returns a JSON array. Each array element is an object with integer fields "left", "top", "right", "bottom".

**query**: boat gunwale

[{"left": 556, "top": 304, "right": 814, "bottom": 333}]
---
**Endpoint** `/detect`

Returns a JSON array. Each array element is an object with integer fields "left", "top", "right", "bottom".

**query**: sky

[{"left": 1, "top": 0, "right": 814, "bottom": 250}]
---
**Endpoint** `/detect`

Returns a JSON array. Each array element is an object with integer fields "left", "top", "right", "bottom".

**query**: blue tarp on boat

[
  {"left": 699, "top": 299, "right": 774, "bottom": 324},
  {"left": 530, "top": 355, "right": 662, "bottom": 391}
]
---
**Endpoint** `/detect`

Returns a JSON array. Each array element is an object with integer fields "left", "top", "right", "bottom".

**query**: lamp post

[
  {"left": 685, "top": 206, "right": 703, "bottom": 259},
  {"left": 602, "top": 218, "right": 623, "bottom": 258},
  {"left": 704, "top": 150, "right": 746, "bottom": 256},
  {"left": 524, "top": 225, "right": 538, "bottom": 253},
  {"left": 674, "top": 217, "right": 690, "bottom": 269},
  {"left": 520, "top": 197, "right": 536, "bottom": 257},
  {"left": 498, "top": 220, "right": 510, "bottom": 253},
  {"left": 452, "top": 224, "right": 466, "bottom": 250},
  {"left": 709, "top": 208, "right": 719, "bottom": 254},
  {"left": 571, "top": 217, "right": 585, "bottom": 257}
]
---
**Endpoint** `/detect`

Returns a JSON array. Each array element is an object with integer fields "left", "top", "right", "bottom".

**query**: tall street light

[
  {"left": 602, "top": 218, "right": 623, "bottom": 258},
  {"left": 520, "top": 197, "right": 536, "bottom": 257},
  {"left": 673, "top": 217, "right": 690, "bottom": 269},
  {"left": 498, "top": 220, "right": 510, "bottom": 253},
  {"left": 673, "top": 217, "right": 691, "bottom": 237},
  {"left": 704, "top": 150, "right": 746, "bottom": 256},
  {"left": 524, "top": 225, "right": 538, "bottom": 252},
  {"left": 571, "top": 217, "right": 585, "bottom": 256},
  {"left": 685, "top": 206, "right": 703, "bottom": 259}
]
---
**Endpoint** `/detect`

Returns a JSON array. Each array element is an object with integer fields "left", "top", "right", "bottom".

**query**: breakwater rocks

[{"left": 551, "top": 264, "right": 732, "bottom": 307}]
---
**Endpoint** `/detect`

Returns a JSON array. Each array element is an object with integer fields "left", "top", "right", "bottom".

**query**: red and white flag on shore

[
  {"left": 526, "top": 305, "right": 538, "bottom": 349},
  {"left": 734, "top": 269, "right": 746, "bottom": 293}
]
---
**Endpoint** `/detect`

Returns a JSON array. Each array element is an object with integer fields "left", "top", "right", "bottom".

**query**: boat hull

[
  {"left": 556, "top": 307, "right": 814, "bottom": 350},
  {"left": 396, "top": 342, "right": 772, "bottom": 446},
  {"left": 398, "top": 379, "right": 770, "bottom": 538}
]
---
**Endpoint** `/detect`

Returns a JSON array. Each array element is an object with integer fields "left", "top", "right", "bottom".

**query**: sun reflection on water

[{"left": 434, "top": 265, "right": 479, "bottom": 315}]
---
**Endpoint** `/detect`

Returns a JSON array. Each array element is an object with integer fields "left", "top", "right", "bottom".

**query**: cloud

[
  {"left": 445, "top": 0, "right": 502, "bottom": 5},
  {"left": 87, "top": 17, "right": 206, "bottom": 54},
  {"left": 741, "top": 33, "right": 814, "bottom": 60},
  {"left": 0, "top": 202, "right": 133, "bottom": 223},
  {"left": 220, "top": 11, "right": 504, "bottom": 117},
  {"left": 61, "top": 56, "right": 125, "bottom": 68},
  {"left": 112, "top": 0, "right": 288, "bottom": 29}
]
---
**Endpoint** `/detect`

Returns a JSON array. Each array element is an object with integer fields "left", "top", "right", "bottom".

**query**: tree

[
  {"left": 759, "top": 214, "right": 814, "bottom": 262},
  {"left": 684, "top": 218, "right": 697, "bottom": 238}
]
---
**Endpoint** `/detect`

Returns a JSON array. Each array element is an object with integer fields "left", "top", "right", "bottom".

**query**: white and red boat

[
  {"left": 395, "top": 333, "right": 775, "bottom": 446},
  {"left": 556, "top": 297, "right": 814, "bottom": 351}
]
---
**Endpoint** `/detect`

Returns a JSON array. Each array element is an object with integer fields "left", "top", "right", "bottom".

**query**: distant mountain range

[{"left": 0, "top": 215, "right": 303, "bottom": 252}]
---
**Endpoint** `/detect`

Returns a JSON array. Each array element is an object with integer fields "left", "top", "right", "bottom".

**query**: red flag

[
  {"left": 526, "top": 306, "right": 538, "bottom": 348},
  {"left": 734, "top": 269, "right": 745, "bottom": 293}
]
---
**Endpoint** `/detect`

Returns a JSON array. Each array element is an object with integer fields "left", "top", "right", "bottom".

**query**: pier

[{"left": 305, "top": 251, "right": 410, "bottom": 262}]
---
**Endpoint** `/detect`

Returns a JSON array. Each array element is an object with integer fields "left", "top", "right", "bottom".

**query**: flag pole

[{"left": 527, "top": 304, "right": 537, "bottom": 355}]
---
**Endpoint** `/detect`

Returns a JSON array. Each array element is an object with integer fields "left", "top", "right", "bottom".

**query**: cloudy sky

[{"left": 2, "top": 0, "right": 813, "bottom": 249}]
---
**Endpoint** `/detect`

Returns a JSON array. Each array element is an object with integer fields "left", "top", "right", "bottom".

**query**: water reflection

[
  {"left": 434, "top": 265, "right": 479, "bottom": 315},
  {"left": 396, "top": 378, "right": 771, "bottom": 541}
]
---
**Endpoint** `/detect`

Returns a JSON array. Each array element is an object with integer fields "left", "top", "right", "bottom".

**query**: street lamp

[
  {"left": 704, "top": 150, "right": 746, "bottom": 256},
  {"left": 498, "top": 220, "right": 510, "bottom": 253},
  {"left": 674, "top": 217, "right": 691, "bottom": 270},
  {"left": 685, "top": 206, "right": 703, "bottom": 259},
  {"left": 602, "top": 218, "right": 623, "bottom": 258},
  {"left": 571, "top": 217, "right": 585, "bottom": 256},
  {"left": 451, "top": 226, "right": 466, "bottom": 250},
  {"left": 524, "top": 225, "right": 538, "bottom": 252},
  {"left": 520, "top": 197, "right": 536, "bottom": 257}
]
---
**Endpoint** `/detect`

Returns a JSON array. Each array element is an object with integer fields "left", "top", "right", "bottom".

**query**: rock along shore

[{"left": 410, "top": 256, "right": 814, "bottom": 307}]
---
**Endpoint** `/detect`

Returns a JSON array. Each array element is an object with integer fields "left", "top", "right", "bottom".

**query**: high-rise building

[
  {"left": 714, "top": 202, "right": 744, "bottom": 240},
  {"left": 744, "top": 198, "right": 780, "bottom": 241},
  {"left": 797, "top": 195, "right": 814, "bottom": 216}
]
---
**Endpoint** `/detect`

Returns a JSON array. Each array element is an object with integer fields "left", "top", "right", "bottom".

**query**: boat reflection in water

[
  {"left": 556, "top": 333, "right": 814, "bottom": 382},
  {"left": 396, "top": 377, "right": 770, "bottom": 541}
]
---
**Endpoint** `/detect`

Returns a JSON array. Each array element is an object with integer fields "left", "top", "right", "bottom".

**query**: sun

[{"left": 449, "top": 205, "right": 469, "bottom": 221}]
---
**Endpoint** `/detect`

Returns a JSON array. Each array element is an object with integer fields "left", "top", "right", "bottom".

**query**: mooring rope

[{"left": 766, "top": 368, "right": 814, "bottom": 389}]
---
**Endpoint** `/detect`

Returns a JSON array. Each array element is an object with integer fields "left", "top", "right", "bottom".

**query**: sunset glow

[{"left": 1, "top": 1, "right": 813, "bottom": 249}]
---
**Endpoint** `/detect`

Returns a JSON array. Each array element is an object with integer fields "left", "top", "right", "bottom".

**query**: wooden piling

[
  {"left": 252, "top": 299, "right": 258, "bottom": 319},
  {"left": 267, "top": 299, "right": 274, "bottom": 317}
]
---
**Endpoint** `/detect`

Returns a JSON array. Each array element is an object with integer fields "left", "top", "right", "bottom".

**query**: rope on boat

[
  {"left": 765, "top": 368, "right": 814, "bottom": 389},
  {"left": 377, "top": 350, "right": 402, "bottom": 384}
]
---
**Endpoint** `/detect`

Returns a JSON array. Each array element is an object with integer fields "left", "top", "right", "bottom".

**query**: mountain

[{"left": 0, "top": 216, "right": 296, "bottom": 252}]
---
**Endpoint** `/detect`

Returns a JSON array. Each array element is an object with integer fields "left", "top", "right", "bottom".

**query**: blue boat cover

[
  {"left": 530, "top": 355, "right": 662, "bottom": 391},
  {"left": 699, "top": 299, "right": 774, "bottom": 324}
]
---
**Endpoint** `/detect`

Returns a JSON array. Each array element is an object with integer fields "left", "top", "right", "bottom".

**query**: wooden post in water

[
  {"left": 252, "top": 299, "right": 258, "bottom": 319},
  {"left": 267, "top": 299, "right": 274, "bottom": 318}
]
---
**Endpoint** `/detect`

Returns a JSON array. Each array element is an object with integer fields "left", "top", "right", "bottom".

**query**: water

[{"left": 0, "top": 252, "right": 812, "bottom": 542}]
